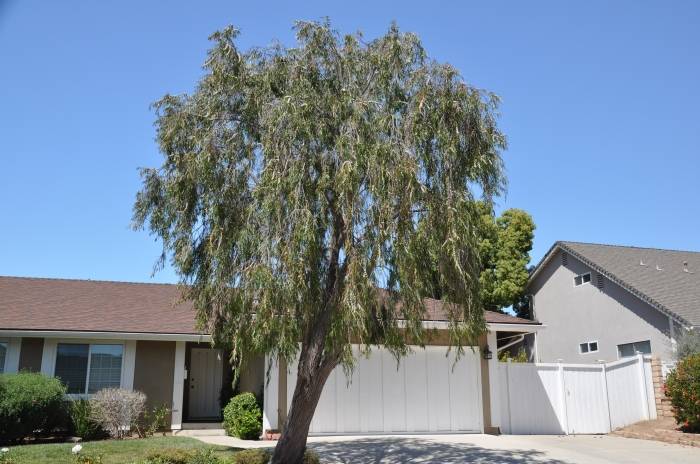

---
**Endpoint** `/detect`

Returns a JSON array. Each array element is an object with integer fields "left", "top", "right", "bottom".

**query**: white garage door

[{"left": 286, "top": 345, "right": 483, "bottom": 435}]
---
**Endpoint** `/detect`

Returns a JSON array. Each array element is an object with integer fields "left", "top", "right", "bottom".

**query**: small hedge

[
  {"left": 665, "top": 353, "right": 700, "bottom": 432},
  {"left": 231, "top": 448, "right": 319, "bottom": 464},
  {"left": 223, "top": 393, "right": 262, "bottom": 440},
  {"left": 144, "top": 449, "right": 222, "bottom": 464},
  {"left": 0, "top": 372, "right": 67, "bottom": 444}
]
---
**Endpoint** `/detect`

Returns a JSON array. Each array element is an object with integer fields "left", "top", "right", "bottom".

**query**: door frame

[{"left": 183, "top": 342, "right": 231, "bottom": 422}]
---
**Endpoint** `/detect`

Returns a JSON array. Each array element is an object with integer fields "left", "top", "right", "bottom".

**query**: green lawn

[{"left": 1, "top": 436, "right": 239, "bottom": 464}]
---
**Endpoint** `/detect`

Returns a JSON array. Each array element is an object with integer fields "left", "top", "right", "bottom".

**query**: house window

[
  {"left": 579, "top": 341, "right": 599, "bottom": 354},
  {"left": 574, "top": 272, "right": 591, "bottom": 287},
  {"left": 0, "top": 342, "right": 6, "bottom": 373},
  {"left": 617, "top": 340, "right": 651, "bottom": 358},
  {"left": 54, "top": 343, "right": 123, "bottom": 395}
]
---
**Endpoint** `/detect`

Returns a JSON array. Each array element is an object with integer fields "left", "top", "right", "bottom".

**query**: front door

[{"left": 188, "top": 348, "right": 224, "bottom": 419}]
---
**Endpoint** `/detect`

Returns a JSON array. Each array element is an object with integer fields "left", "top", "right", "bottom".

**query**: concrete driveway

[{"left": 197, "top": 433, "right": 699, "bottom": 463}]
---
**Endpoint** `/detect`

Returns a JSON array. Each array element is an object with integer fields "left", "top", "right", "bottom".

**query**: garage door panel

[
  {"left": 448, "top": 349, "right": 482, "bottom": 431},
  {"left": 427, "top": 347, "right": 452, "bottom": 431},
  {"left": 287, "top": 345, "right": 482, "bottom": 435},
  {"left": 358, "top": 350, "right": 383, "bottom": 432},
  {"left": 405, "top": 350, "right": 429, "bottom": 432},
  {"left": 381, "top": 350, "right": 407, "bottom": 432},
  {"left": 336, "top": 352, "right": 361, "bottom": 433},
  {"left": 312, "top": 367, "right": 337, "bottom": 433}
]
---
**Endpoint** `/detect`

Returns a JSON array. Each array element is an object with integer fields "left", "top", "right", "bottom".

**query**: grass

[{"left": 1, "top": 436, "right": 239, "bottom": 464}]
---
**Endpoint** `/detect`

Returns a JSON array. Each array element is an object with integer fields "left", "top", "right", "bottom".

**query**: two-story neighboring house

[{"left": 527, "top": 241, "right": 699, "bottom": 363}]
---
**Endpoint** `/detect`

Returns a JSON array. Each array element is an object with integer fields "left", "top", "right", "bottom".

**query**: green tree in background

[
  {"left": 478, "top": 206, "right": 535, "bottom": 314},
  {"left": 133, "top": 20, "right": 506, "bottom": 463},
  {"left": 428, "top": 202, "right": 535, "bottom": 315}
]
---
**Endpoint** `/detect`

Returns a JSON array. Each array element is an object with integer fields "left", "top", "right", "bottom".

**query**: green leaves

[{"left": 133, "top": 20, "right": 507, "bottom": 371}]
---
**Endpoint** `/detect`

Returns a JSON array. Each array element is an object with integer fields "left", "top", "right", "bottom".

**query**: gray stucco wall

[{"left": 530, "top": 248, "right": 674, "bottom": 363}]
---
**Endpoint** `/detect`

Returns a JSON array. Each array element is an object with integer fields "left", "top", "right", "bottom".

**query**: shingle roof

[
  {"left": 531, "top": 241, "right": 700, "bottom": 327},
  {"left": 0, "top": 276, "right": 537, "bottom": 334}
]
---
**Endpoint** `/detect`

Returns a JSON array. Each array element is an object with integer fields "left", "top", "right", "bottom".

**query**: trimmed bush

[
  {"left": 665, "top": 353, "right": 700, "bottom": 432},
  {"left": 70, "top": 399, "right": 106, "bottom": 441},
  {"left": 223, "top": 393, "right": 262, "bottom": 440},
  {"left": 0, "top": 372, "right": 67, "bottom": 444},
  {"left": 144, "top": 448, "right": 194, "bottom": 464},
  {"left": 145, "top": 449, "right": 222, "bottom": 464},
  {"left": 231, "top": 449, "right": 269, "bottom": 464},
  {"left": 231, "top": 448, "right": 318, "bottom": 464},
  {"left": 302, "top": 450, "right": 320, "bottom": 464},
  {"left": 90, "top": 388, "right": 146, "bottom": 439}
]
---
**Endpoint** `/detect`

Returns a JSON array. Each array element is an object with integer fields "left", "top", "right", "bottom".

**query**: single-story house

[
  {"left": 527, "top": 241, "right": 699, "bottom": 364},
  {"left": 0, "top": 275, "right": 541, "bottom": 435}
]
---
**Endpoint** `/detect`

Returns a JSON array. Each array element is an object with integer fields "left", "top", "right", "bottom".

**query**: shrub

[
  {"left": 231, "top": 448, "right": 318, "bottom": 464},
  {"left": 665, "top": 353, "right": 700, "bottom": 432},
  {"left": 144, "top": 448, "right": 194, "bottom": 464},
  {"left": 302, "top": 450, "right": 320, "bottom": 464},
  {"left": 90, "top": 388, "right": 146, "bottom": 439},
  {"left": 223, "top": 393, "right": 262, "bottom": 440},
  {"left": 0, "top": 447, "right": 16, "bottom": 464},
  {"left": 231, "top": 449, "right": 269, "bottom": 464},
  {"left": 188, "top": 449, "right": 224, "bottom": 464},
  {"left": 73, "top": 452, "right": 103, "bottom": 464},
  {"left": 70, "top": 400, "right": 106, "bottom": 441},
  {"left": 135, "top": 403, "right": 171, "bottom": 438},
  {"left": 145, "top": 449, "right": 222, "bottom": 464},
  {"left": 0, "top": 372, "right": 67, "bottom": 444}
]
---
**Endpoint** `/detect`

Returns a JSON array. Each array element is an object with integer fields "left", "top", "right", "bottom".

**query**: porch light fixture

[{"left": 482, "top": 345, "right": 493, "bottom": 360}]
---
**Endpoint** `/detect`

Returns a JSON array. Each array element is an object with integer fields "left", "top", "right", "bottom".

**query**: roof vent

[
  {"left": 596, "top": 273, "right": 605, "bottom": 289},
  {"left": 562, "top": 252, "right": 568, "bottom": 266}
]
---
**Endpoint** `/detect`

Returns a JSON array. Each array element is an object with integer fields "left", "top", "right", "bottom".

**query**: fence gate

[{"left": 499, "top": 355, "right": 655, "bottom": 435}]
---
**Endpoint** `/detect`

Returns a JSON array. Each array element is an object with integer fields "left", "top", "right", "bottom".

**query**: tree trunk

[{"left": 270, "top": 351, "right": 336, "bottom": 464}]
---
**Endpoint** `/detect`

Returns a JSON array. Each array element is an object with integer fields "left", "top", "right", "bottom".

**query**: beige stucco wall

[
  {"left": 133, "top": 340, "right": 175, "bottom": 424},
  {"left": 238, "top": 355, "right": 265, "bottom": 396},
  {"left": 18, "top": 337, "right": 44, "bottom": 372}
]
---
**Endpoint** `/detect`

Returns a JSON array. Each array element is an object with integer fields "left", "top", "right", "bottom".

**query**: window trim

[
  {"left": 0, "top": 339, "right": 8, "bottom": 373},
  {"left": 574, "top": 272, "right": 592, "bottom": 287},
  {"left": 579, "top": 340, "right": 599, "bottom": 354},
  {"left": 617, "top": 340, "right": 652, "bottom": 359},
  {"left": 49, "top": 339, "right": 130, "bottom": 399}
]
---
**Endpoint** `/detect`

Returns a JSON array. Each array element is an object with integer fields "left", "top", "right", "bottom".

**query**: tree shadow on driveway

[{"left": 308, "top": 437, "right": 574, "bottom": 464}]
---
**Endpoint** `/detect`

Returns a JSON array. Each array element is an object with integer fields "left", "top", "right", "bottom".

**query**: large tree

[
  {"left": 428, "top": 203, "right": 535, "bottom": 314},
  {"left": 478, "top": 205, "right": 535, "bottom": 313},
  {"left": 134, "top": 21, "right": 506, "bottom": 464}
]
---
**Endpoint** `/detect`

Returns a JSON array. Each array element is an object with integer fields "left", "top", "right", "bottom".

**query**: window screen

[
  {"left": 55, "top": 344, "right": 89, "bottom": 394},
  {"left": 87, "top": 345, "right": 123, "bottom": 393},
  {"left": 55, "top": 343, "right": 123, "bottom": 394}
]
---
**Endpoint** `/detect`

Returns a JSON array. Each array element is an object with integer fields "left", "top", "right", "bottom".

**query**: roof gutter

[{"left": 0, "top": 330, "right": 212, "bottom": 342}]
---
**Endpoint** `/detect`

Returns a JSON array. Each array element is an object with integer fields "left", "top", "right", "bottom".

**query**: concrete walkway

[{"left": 194, "top": 433, "right": 699, "bottom": 463}]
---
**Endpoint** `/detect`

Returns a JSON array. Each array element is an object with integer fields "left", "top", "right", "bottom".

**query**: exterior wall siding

[
  {"left": 531, "top": 249, "right": 673, "bottom": 363},
  {"left": 133, "top": 340, "right": 176, "bottom": 424}
]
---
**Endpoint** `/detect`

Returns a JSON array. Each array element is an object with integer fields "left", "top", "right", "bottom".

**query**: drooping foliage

[
  {"left": 133, "top": 20, "right": 506, "bottom": 463},
  {"left": 134, "top": 20, "right": 506, "bottom": 369},
  {"left": 428, "top": 202, "right": 534, "bottom": 314}
]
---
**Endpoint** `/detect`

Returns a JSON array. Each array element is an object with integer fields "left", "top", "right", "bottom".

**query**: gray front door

[{"left": 188, "top": 348, "right": 223, "bottom": 419}]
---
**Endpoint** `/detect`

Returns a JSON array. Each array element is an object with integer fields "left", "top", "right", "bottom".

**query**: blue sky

[{"left": 1, "top": 1, "right": 699, "bottom": 283}]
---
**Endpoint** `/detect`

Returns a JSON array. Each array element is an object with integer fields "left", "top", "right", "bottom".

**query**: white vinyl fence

[{"left": 498, "top": 354, "right": 656, "bottom": 434}]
